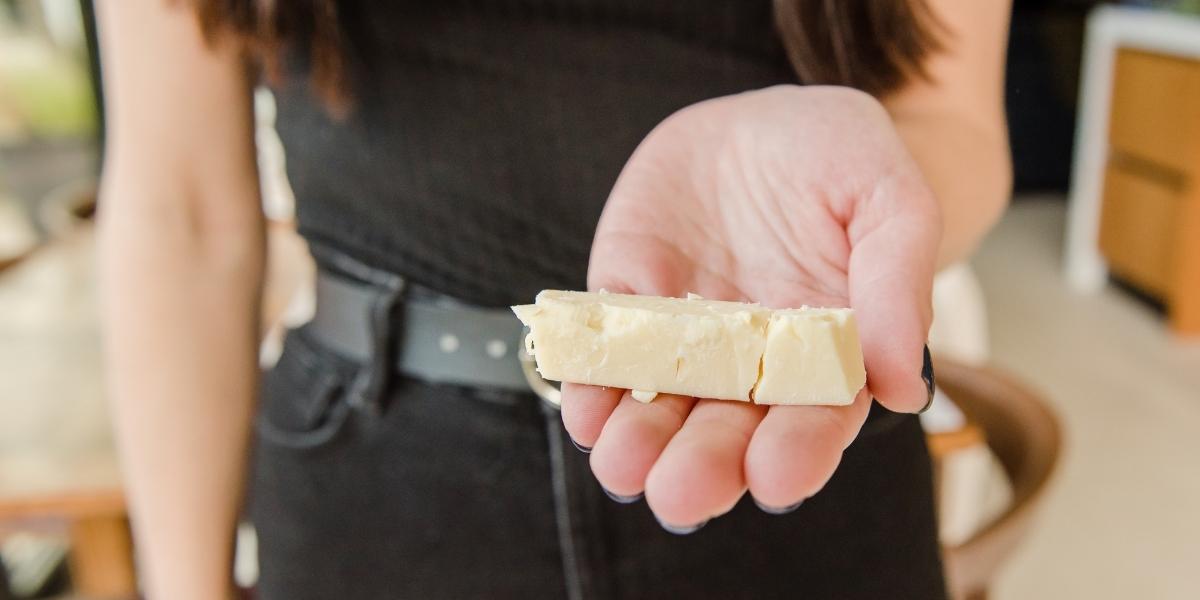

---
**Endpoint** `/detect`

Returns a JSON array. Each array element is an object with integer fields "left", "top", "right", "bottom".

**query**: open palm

[{"left": 560, "top": 86, "right": 941, "bottom": 529}]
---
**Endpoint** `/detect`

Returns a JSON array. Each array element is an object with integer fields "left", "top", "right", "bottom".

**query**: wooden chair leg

[{"left": 68, "top": 514, "right": 136, "bottom": 599}]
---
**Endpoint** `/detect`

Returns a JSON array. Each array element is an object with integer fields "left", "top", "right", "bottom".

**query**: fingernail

[
  {"left": 570, "top": 437, "right": 592, "bottom": 454},
  {"left": 753, "top": 497, "right": 804, "bottom": 515},
  {"left": 919, "top": 344, "right": 935, "bottom": 414},
  {"left": 656, "top": 517, "right": 708, "bottom": 535},
  {"left": 602, "top": 487, "right": 643, "bottom": 504}
]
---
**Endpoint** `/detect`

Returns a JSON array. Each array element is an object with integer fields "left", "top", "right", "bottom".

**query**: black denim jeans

[{"left": 250, "top": 297, "right": 947, "bottom": 600}]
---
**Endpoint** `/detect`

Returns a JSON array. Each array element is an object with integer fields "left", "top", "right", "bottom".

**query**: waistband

[
  {"left": 304, "top": 247, "right": 903, "bottom": 434},
  {"left": 311, "top": 270, "right": 532, "bottom": 392}
]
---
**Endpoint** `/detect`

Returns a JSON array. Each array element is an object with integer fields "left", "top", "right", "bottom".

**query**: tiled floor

[{"left": 976, "top": 198, "right": 1200, "bottom": 600}]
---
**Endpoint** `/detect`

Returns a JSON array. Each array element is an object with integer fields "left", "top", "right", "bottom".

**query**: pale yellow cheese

[
  {"left": 751, "top": 308, "right": 865, "bottom": 406},
  {"left": 512, "top": 290, "right": 865, "bottom": 406},
  {"left": 512, "top": 290, "right": 769, "bottom": 401},
  {"left": 631, "top": 390, "right": 659, "bottom": 403}
]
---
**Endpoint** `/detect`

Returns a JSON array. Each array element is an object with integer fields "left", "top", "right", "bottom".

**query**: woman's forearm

[
  {"left": 99, "top": 175, "right": 264, "bottom": 599},
  {"left": 881, "top": 0, "right": 1013, "bottom": 266},
  {"left": 892, "top": 109, "right": 1013, "bottom": 267},
  {"left": 96, "top": 0, "right": 263, "bottom": 594}
]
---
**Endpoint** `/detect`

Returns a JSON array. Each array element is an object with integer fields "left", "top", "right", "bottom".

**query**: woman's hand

[{"left": 561, "top": 85, "right": 941, "bottom": 529}]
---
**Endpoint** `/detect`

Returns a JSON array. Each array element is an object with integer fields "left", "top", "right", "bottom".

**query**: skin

[
  {"left": 96, "top": 2, "right": 261, "bottom": 598},
  {"left": 564, "top": 1, "right": 1013, "bottom": 526},
  {"left": 96, "top": 0, "right": 1010, "bottom": 597}
]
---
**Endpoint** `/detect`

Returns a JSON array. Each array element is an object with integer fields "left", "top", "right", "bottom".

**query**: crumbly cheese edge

[{"left": 512, "top": 293, "right": 863, "bottom": 405}]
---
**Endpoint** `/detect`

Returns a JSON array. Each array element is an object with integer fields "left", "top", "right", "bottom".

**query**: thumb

[{"left": 847, "top": 184, "right": 941, "bottom": 414}]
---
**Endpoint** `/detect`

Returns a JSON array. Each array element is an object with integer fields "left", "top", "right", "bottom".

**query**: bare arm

[
  {"left": 885, "top": 0, "right": 1014, "bottom": 265},
  {"left": 96, "top": 2, "right": 261, "bottom": 598}
]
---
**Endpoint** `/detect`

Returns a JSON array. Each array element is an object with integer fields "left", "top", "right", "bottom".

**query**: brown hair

[
  {"left": 773, "top": 0, "right": 942, "bottom": 97},
  {"left": 192, "top": 0, "right": 940, "bottom": 113},
  {"left": 192, "top": 0, "right": 351, "bottom": 113}
]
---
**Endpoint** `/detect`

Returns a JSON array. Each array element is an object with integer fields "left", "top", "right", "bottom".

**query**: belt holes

[
  {"left": 486, "top": 339, "right": 508, "bottom": 359},
  {"left": 438, "top": 334, "right": 460, "bottom": 353}
]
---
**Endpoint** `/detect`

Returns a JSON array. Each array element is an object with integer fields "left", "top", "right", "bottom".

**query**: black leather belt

[
  {"left": 305, "top": 269, "right": 903, "bottom": 429},
  {"left": 308, "top": 271, "right": 536, "bottom": 393}
]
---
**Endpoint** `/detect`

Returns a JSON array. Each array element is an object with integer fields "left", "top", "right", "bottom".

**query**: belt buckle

[{"left": 518, "top": 327, "right": 561, "bottom": 407}]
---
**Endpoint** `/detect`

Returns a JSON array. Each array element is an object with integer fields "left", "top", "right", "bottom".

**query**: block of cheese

[
  {"left": 752, "top": 308, "right": 866, "bottom": 406},
  {"left": 512, "top": 290, "right": 866, "bottom": 405},
  {"left": 512, "top": 290, "right": 770, "bottom": 401}
]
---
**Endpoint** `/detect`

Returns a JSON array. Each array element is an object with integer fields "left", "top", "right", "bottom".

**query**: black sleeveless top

[{"left": 272, "top": 1, "right": 797, "bottom": 307}]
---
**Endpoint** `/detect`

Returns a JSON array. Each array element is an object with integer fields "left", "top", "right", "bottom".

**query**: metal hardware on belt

[
  {"left": 310, "top": 270, "right": 563, "bottom": 408},
  {"left": 519, "top": 327, "right": 561, "bottom": 407}
]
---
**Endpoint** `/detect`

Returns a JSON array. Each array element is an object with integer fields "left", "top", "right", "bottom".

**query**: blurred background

[{"left": 1, "top": 0, "right": 1198, "bottom": 598}]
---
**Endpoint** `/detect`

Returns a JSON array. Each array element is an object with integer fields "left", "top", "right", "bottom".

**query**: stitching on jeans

[
  {"left": 260, "top": 337, "right": 351, "bottom": 449},
  {"left": 256, "top": 397, "right": 351, "bottom": 450},
  {"left": 545, "top": 408, "right": 586, "bottom": 600}
]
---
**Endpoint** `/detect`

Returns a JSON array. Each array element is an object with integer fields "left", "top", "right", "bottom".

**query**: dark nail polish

[
  {"left": 602, "top": 487, "right": 643, "bottom": 504},
  {"left": 657, "top": 518, "right": 708, "bottom": 535},
  {"left": 570, "top": 437, "right": 592, "bottom": 454},
  {"left": 753, "top": 497, "right": 804, "bottom": 515},
  {"left": 919, "top": 344, "right": 935, "bottom": 414}
]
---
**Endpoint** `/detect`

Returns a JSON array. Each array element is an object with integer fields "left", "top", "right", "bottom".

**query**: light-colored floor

[
  {"left": 0, "top": 227, "right": 116, "bottom": 500},
  {"left": 977, "top": 198, "right": 1200, "bottom": 600}
]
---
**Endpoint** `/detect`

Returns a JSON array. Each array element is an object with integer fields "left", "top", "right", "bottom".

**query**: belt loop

[
  {"left": 311, "top": 245, "right": 406, "bottom": 416},
  {"left": 345, "top": 278, "right": 404, "bottom": 416}
]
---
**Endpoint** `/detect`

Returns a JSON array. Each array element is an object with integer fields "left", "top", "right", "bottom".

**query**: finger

[
  {"left": 587, "top": 242, "right": 689, "bottom": 299},
  {"left": 644, "top": 400, "right": 767, "bottom": 527},
  {"left": 847, "top": 174, "right": 941, "bottom": 413},
  {"left": 589, "top": 393, "right": 696, "bottom": 498},
  {"left": 744, "top": 388, "right": 872, "bottom": 509},
  {"left": 559, "top": 383, "right": 623, "bottom": 450}
]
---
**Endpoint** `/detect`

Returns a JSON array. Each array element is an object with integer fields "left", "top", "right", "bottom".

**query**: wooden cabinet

[
  {"left": 1098, "top": 49, "right": 1200, "bottom": 333},
  {"left": 1099, "top": 161, "right": 1182, "bottom": 297},
  {"left": 1108, "top": 50, "right": 1200, "bottom": 171}
]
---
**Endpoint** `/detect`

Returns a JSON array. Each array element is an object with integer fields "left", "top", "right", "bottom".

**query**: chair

[{"left": 936, "top": 358, "right": 1063, "bottom": 600}]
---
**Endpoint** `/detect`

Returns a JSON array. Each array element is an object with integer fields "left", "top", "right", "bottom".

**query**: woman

[{"left": 96, "top": 1, "right": 1011, "bottom": 598}]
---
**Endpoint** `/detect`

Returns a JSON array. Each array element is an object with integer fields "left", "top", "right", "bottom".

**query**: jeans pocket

[{"left": 256, "top": 329, "right": 352, "bottom": 450}]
